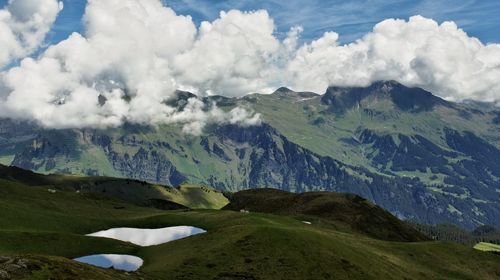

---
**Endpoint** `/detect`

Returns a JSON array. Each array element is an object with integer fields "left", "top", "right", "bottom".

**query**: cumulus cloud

[
  {"left": 286, "top": 15, "right": 500, "bottom": 102},
  {"left": 0, "top": 0, "right": 262, "bottom": 133},
  {"left": 172, "top": 10, "right": 280, "bottom": 97},
  {"left": 0, "top": 1, "right": 499, "bottom": 134},
  {"left": 0, "top": 0, "right": 63, "bottom": 68}
]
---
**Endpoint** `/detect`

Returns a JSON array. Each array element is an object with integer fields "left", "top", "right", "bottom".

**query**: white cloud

[
  {"left": 0, "top": 0, "right": 63, "bottom": 68},
  {"left": 0, "top": 0, "right": 262, "bottom": 133},
  {"left": 0, "top": 1, "right": 499, "bottom": 133},
  {"left": 172, "top": 9, "right": 280, "bottom": 97},
  {"left": 286, "top": 15, "right": 500, "bottom": 102},
  {"left": 74, "top": 254, "right": 143, "bottom": 271}
]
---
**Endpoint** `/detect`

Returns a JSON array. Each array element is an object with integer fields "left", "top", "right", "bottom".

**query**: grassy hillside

[
  {"left": 0, "top": 173, "right": 499, "bottom": 279},
  {"left": 246, "top": 84, "right": 500, "bottom": 200},
  {"left": 0, "top": 164, "right": 228, "bottom": 210},
  {"left": 223, "top": 188, "right": 428, "bottom": 242},
  {"left": 158, "top": 184, "right": 229, "bottom": 209}
]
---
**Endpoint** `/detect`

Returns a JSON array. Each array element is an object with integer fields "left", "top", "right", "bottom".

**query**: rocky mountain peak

[{"left": 322, "top": 80, "right": 451, "bottom": 113}]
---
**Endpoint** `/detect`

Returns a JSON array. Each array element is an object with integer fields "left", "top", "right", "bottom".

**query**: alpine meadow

[{"left": 0, "top": 0, "right": 499, "bottom": 279}]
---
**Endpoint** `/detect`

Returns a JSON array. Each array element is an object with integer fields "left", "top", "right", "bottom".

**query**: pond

[
  {"left": 75, "top": 226, "right": 206, "bottom": 272},
  {"left": 86, "top": 226, "right": 206, "bottom": 246},
  {"left": 73, "top": 254, "right": 143, "bottom": 271}
]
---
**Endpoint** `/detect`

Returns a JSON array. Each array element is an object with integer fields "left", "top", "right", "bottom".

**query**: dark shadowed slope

[
  {"left": 223, "top": 188, "right": 429, "bottom": 242},
  {"left": 0, "top": 164, "right": 227, "bottom": 210}
]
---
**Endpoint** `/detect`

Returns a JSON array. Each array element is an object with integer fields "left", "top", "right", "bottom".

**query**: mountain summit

[{"left": 322, "top": 81, "right": 452, "bottom": 113}]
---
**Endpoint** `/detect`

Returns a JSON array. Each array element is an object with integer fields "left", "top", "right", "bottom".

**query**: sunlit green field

[{"left": 474, "top": 242, "right": 500, "bottom": 253}]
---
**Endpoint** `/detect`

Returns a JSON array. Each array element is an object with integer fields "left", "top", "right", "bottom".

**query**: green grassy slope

[
  {"left": 0, "top": 175, "right": 499, "bottom": 279},
  {"left": 246, "top": 87, "right": 500, "bottom": 164},
  {"left": 244, "top": 90, "right": 499, "bottom": 183},
  {"left": 0, "top": 164, "right": 228, "bottom": 210},
  {"left": 222, "top": 188, "right": 429, "bottom": 242},
  {"left": 158, "top": 184, "right": 229, "bottom": 209}
]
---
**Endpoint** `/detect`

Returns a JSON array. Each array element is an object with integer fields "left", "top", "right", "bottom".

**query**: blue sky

[{"left": 2, "top": 0, "right": 500, "bottom": 45}]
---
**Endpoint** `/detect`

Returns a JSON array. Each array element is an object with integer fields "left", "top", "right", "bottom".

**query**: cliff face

[{"left": 10, "top": 129, "right": 186, "bottom": 186}]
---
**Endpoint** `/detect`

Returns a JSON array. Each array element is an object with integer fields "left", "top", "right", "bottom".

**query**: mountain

[
  {"left": 1, "top": 170, "right": 499, "bottom": 279},
  {"left": 0, "top": 81, "right": 499, "bottom": 229},
  {"left": 322, "top": 80, "right": 452, "bottom": 113}
]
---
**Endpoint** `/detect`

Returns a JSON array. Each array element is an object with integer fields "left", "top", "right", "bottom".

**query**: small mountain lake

[
  {"left": 74, "top": 226, "right": 206, "bottom": 271},
  {"left": 73, "top": 254, "right": 143, "bottom": 271},
  {"left": 86, "top": 226, "right": 206, "bottom": 246}
]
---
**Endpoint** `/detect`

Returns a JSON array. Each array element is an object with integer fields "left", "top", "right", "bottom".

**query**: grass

[
  {"left": 223, "top": 188, "right": 429, "bottom": 242},
  {"left": 0, "top": 255, "right": 137, "bottom": 280},
  {"left": 474, "top": 242, "right": 500, "bottom": 253},
  {"left": 0, "top": 176, "right": 499, "bottom": 279},
  {"left": 0, "top": 165, "right": 228, "bottom": 210},
  {"left": 157, "top": 184, "right": 229, "bottom": 209}
]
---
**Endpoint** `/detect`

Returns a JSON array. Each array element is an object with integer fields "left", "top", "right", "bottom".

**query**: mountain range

[{"left": 1, "top": 80, "right": 499, "bottom": 229}]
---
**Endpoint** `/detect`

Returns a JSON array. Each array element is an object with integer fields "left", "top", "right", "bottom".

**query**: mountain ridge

[
  {"left": 322, "top": 80, "right": 453, "bottom": 113},
  {"left": 223, "top": 188, "right": 429, "bottom": 242},
  {"left": 0, "top": 81, "right": 499, "bottom": 229}
]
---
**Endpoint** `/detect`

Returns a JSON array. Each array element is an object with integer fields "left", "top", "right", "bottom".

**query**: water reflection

[
  {"left": 87, "top": 226, "right": 206, "bottom": 246},
  {"left": 74, "top": 254, "right": 143, "bottom": 271}
]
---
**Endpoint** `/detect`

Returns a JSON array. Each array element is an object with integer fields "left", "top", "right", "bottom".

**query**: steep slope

[
  {"left": 244, "top": 81, "right": 500, "bottom": 228},
  {"left": 223, "top": 188, "right": 429, "bottom": 242}
]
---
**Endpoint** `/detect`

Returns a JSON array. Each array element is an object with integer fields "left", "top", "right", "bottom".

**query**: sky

[
  {"left": 164, "top": 0, "right": 500, "bottom": 43},
  {"left": 0, "top": 0, "right": 500, "bottom": 46},
  {"left": 0, "top": 0, "right": 499, "bottom": 132},
  {"left": 4, "top": 0, "right": 499, "bottom": 46}
]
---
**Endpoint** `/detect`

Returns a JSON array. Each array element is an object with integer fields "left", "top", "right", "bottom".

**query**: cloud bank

[
  {"left": 0, "top": 0, "right": 63, "bottom": 68},
  {"left": 287, "top": 15, "right": 500, "bottom": 102},
  {"left": 0, "top": 0, "right": 499, "bottom": 133},
  {"left": 0, "top": 0, "right": 263, "bottom": 134}
]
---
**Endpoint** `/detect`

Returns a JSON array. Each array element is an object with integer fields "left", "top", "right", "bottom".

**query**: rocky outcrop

[{"left": 107, "top": 147, "right": 186, "bottom": 186}]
